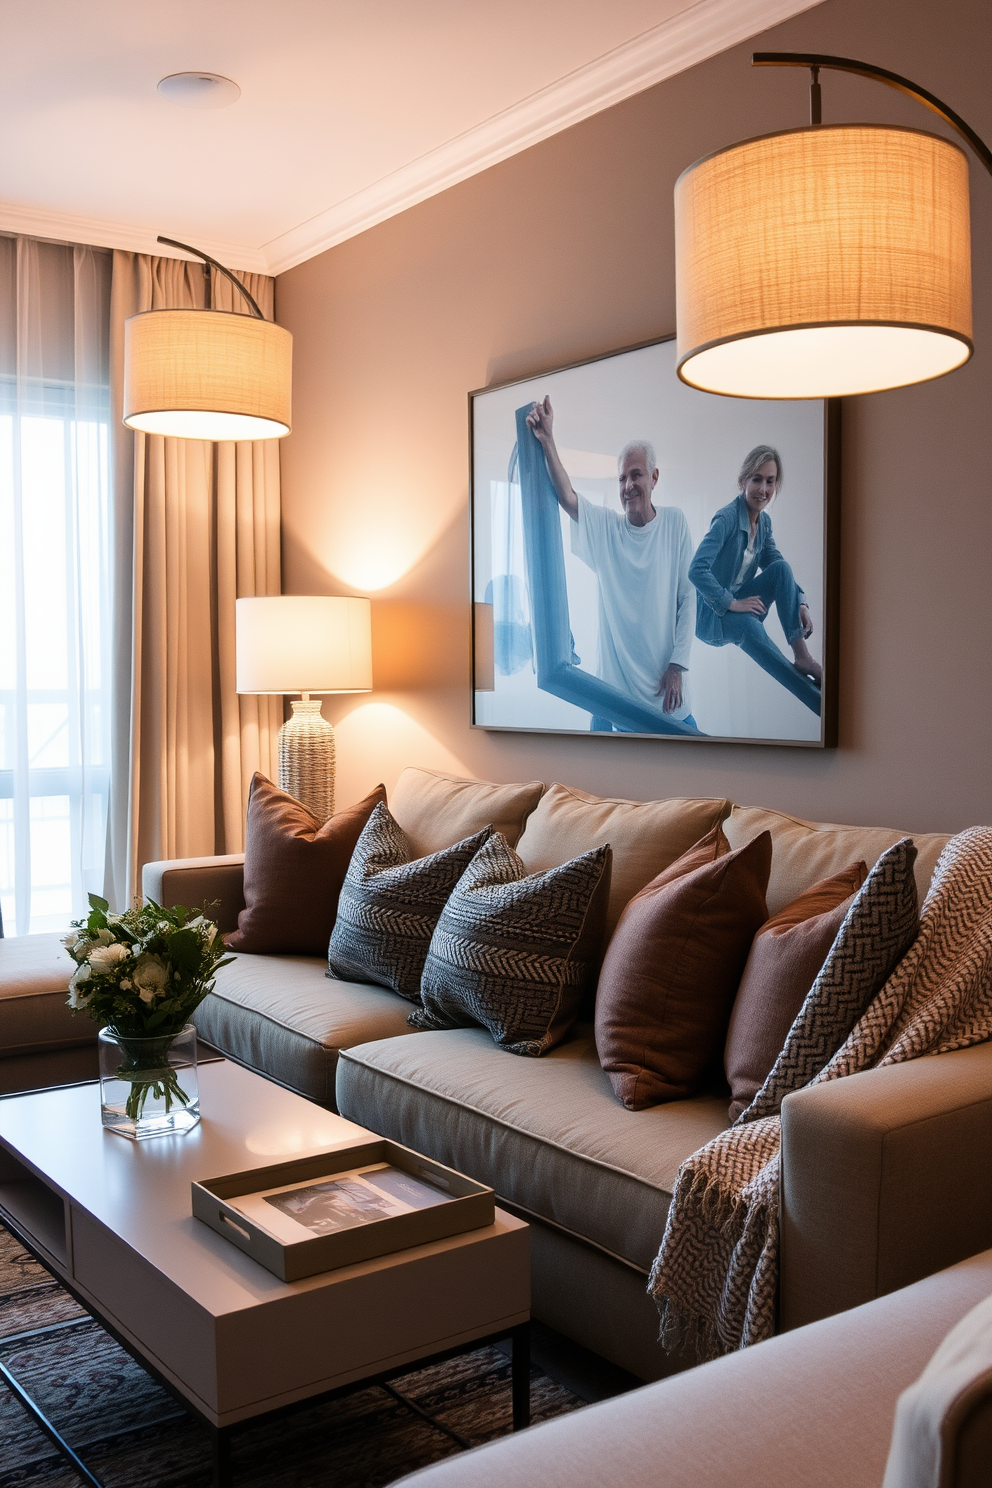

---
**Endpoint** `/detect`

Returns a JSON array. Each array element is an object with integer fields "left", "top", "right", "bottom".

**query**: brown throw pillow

[
  {"left": 595, "top": 826, "right": 772, "bottom": 1110},
  {"left": 724, "top": 861, "right": 868, "bottom": 1122},
  {"left": 226, "top": 774, "right": 386, "bottom": 956}
]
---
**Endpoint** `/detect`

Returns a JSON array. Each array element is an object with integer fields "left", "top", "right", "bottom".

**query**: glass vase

[{"left": 99, "top": 1024, "right": 200, "bottom": 1139}]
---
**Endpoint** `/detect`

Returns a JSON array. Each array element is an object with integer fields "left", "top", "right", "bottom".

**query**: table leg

[
  {"left": 510, "top": 1322, "right": 530, "bottom": 1431},
  {"left": 211, "top": 1426, "right": 233, "bottom": 1488}
]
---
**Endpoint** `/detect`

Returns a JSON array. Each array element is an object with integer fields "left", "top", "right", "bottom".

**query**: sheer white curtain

[{"left": 0, "top": 236, "right": 113, "bottom": 935}]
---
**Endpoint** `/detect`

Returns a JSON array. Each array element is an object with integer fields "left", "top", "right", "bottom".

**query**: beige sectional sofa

[
  {"left": 3, "top": 769, "right": 991, "bottom": 1382},
  {"left": 395, "top": 1247, "right": 992, "bottom": 1488}
]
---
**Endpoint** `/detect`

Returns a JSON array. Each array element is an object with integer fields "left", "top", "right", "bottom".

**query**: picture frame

[{"left": 469, "top": 334, "right": 839, "bottom": 748}]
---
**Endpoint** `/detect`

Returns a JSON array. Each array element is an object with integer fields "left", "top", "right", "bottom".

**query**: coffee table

[{"left": 0, "top": 1060, "right": 530, "bottom": 1487}]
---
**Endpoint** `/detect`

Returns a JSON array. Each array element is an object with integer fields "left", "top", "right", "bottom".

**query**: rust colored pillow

[
  {"left": 595, "top": 826, "right": 772, "bottom": 1110},
  {"left": 226, "top": 774, "right": 386, "bottom": 956},
  {"left": 724, "top": 861, "right": 868, "bottom": 1122}
]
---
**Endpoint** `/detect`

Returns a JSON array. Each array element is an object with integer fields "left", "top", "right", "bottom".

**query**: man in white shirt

[{"left": 525, "top": 395, "right": 695, "bottom": 725}]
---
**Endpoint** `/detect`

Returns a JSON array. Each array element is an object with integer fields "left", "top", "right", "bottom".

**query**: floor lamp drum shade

[
  {"left": 236, "top": 596, "right": 373, "bottom": 823},
  {"left": 123, "top": 309, "right": 292, "bottom": 441},
  {"left": 675, "top": 124, "right": 973, "bottom": 398}
]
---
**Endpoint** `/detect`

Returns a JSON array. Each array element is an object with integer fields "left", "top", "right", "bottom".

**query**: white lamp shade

[
  {"left": 236, "top": 596, "right": 373, "bottom": 694},
  {"left": 675, "top": 124, "right": 973, "bottom": 398},
  {"left": 123, "top": 308, "right": 292, "bottom": 440}
]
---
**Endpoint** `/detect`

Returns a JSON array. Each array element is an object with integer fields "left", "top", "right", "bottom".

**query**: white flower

[
  {"left": 188, "top": 914, "right": 218, "bottom": 946},
  {"left": 90, "top": 927, "right": 113, "bottom": 948},
  {"left": 60, "top": 930, "right": 79, "bottom": 950},
  {"left": 132, "top": 954, "right": 170, "bottom": 1000},
  {"left": 67, "top": 963, "right": 92, "bottom": 1009},
  {"left": 88, "top": 943, "right": 130, "bottom": 975}
]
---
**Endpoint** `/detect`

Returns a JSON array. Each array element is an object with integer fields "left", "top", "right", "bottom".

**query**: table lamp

[{"left": 236, "top": 596, "right": 373, "bottom": 822}]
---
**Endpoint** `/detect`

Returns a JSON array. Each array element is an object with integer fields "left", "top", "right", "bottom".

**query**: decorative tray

[{"left": 192, "top": 1137, "right": 495, "bottom": 1281}]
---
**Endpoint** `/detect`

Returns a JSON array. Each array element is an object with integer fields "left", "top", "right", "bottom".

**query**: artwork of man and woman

[{"left": 471, "top": 337, "right": 833, "bottom": 746}]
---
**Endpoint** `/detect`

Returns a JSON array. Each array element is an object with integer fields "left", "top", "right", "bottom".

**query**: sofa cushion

[
  {"left": 724, "top": 805, "right": 949, "bottom": 916},
  {"left": 335, "top": 1025, "right": 729, "bottom": 1271},
  {"left": 596, "top": 829, "right": 772, "bottom": 1110},
  {"left": 328, "top": 805, "right": 492, "bottom": 1001},
  {"left": 226, "top": 775, "right": 386, "bottom": 956},
  {"left": 390, "top": 768, "right": 544, "bottom": 856},
  {"left": 194, "top": 951, "right": 416, "bottom": 1106},
  {"left": 725, "top": 862, "right": 867, "bottom": 1121},
  {"left": 0, "top": 931, "right": 89, "bottom": 1057},
  {"left": 883, "top": 1289, "right": 992, "bottom": 1488},
  {"left": 740, "top": 838, "right": 920, "bottom": 1124},
  {"left": 412, "top": 837, "right": 612, "bottom": 1056},
  {"left": 514, "top": 784, "right": 732, "bottom": 938}
]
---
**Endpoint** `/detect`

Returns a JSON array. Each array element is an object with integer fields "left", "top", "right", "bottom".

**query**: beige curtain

[{"left": 107, "top": 253, "right": 282, "bottom": 907}]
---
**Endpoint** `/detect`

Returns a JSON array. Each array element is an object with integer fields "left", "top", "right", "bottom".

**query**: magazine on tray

[{"left": 230, "top": 1163, "right": 454, "bottom": 1244}]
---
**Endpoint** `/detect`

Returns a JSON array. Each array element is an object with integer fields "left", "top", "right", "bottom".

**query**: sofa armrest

[
  {"left": 779, "top": 1041, "right": 992, "bottom": 1333},
  {"left": 141, "top": 855, "right": 246, "bottom": 934}
]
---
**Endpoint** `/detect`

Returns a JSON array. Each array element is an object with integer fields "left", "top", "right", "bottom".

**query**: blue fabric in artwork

[{"left": 513, "top": 405, "right": 704, "bottom": 736}]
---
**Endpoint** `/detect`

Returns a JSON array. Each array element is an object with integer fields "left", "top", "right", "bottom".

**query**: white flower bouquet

[{"left": 64, "top": 894, "right": 233, "bottom": 1121}]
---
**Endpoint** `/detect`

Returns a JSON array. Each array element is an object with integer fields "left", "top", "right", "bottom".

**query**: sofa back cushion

[
  {"left": 226, "top": 775, "right": 386, "bottom": 956},
  {"left": 515, "top": 783, "right": 732, "bottom": 939},
  {"left": 724, "top": 861, "right": 867, "bottom": 1122},
  {"left": 389, "top": 768, "right": 544, "bottom": 857},
  {"left": 596, "top": 826, "right": 772, "bottom": 1109},
  {"left": 724, "top": 805, "right": 949, "bottom": 916}
]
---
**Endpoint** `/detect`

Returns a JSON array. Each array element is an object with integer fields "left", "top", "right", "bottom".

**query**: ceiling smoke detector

[{"left": 157, "top": 72, "right": 241, "bottom": 109}]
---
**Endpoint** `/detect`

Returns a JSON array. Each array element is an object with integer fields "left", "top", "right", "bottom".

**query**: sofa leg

[{"left": 511, "top": 1322, "right": 531, "bottom": 1430}]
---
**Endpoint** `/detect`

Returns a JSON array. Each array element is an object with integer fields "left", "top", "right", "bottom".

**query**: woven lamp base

[{"left": 278, "top": 698, "right": 336, "bottom": 822}]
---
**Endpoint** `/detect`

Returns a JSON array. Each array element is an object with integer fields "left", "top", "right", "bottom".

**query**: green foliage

[{"left": 63, "top": 894, "right": 233, "bottom": 1039}]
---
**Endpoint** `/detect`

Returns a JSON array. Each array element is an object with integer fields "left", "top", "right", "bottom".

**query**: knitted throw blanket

[{"left": 649, "top": 827, "right": 992, "bottom": 1362}]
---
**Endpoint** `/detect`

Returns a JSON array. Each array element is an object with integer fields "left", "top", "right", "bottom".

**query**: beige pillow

[
  {"left": 515, "top": 782, "right": 732, "bottom": 938},
  {"left": 724, "top": 805, "right": 949, "bottom": 916},
  {"left": 389, "top": 768, "right": 544, "bottom": 857}
]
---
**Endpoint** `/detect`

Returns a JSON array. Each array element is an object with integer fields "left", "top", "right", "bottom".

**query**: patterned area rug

[{"left": 0, "top": 1224, "right": 582, "bottom": 1488}]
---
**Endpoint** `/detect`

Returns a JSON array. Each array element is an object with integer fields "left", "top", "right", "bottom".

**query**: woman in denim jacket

[{"left": 688, "top": 446, "right": 822, "bottom": 715}]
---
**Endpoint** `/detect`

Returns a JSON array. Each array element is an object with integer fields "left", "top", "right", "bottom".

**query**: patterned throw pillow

[
  {"left": 410, "top": 833, "right": 612, "bottom": 1056},
  {"left": 736, "top": 837, "right": 919, "bottom": 1125},
  {"left": 327, "top": 804, "right": 492, "bottom": 1001}
]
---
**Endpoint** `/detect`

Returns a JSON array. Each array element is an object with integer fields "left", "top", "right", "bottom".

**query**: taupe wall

[{"left": 277, "top": 0, "right": 992, "bottom": 833}]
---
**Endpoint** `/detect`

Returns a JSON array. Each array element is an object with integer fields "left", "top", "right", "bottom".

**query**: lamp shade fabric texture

[
  {"left": 411, "top": 833, "right": 612, "bottom": 1056},
  {"left": 235, "top": 596, "right": 373, "bottom": 694},
  {"left": 123, "top": 307, "right": 292, "bottom": 440},
  {"left": 327, "top": 805, "right": 493, "bottom": 1001},
  {"left": 675, "top": 124, "right": 973, "bottom": 398},
  {"left": 724, "top": 861, "right": 867, "bottom": 1122},
  {"left": 595, "top": 826, "right": 772, "bottom": 1110},
  {"left": 225, "top": 775, "right": 386, "bottom": 956}
]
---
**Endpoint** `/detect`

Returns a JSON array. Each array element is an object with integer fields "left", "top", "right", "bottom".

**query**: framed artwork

[{"left": 469, "top": 335, "right": 839, "bottom": 748}]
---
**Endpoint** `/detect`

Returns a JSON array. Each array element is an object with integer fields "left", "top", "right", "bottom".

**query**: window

[{"left": 0, "top": 238, "right": 112, "bottom": 935}]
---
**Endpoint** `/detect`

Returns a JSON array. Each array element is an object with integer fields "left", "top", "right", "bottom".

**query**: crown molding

[
  {"left": 0, "top": 201, "right": 268, "bottom": 273},
  {"left": 263, "top": 0, "right": 823, "bottom": 274},
  {"left": 0, "top": 0, "right": 821, "bottom": 278}
]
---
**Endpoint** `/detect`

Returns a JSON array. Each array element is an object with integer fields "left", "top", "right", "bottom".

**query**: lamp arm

[
  {"left": 752, "top": 52, "right": 992, "bottom": 179},
  {"left": 155, "top": 235, "right": 266, "bottom": 319}
]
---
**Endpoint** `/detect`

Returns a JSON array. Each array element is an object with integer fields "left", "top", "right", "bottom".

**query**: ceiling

[{"left": 0, "top": 0, "right": 819, "bottom": 275}]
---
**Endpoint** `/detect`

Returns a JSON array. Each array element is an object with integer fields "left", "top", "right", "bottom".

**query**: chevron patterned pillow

[
  {"left": 327, "top": 804, "right": 493, "bottom": 1001},
  {"left": 410, "top": 832, "right": 612, "bottom": 1056},
  {"left": 736, "top": 836, "right": 920, "bottom": 1125}
]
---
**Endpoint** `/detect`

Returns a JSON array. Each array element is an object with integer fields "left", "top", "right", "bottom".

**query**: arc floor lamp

[
  {"left": 675, "top": 53, "right": 992, "bottom": 399},
  {"left": 123, "top": 235, "right": 292, "bottom": 440}
]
